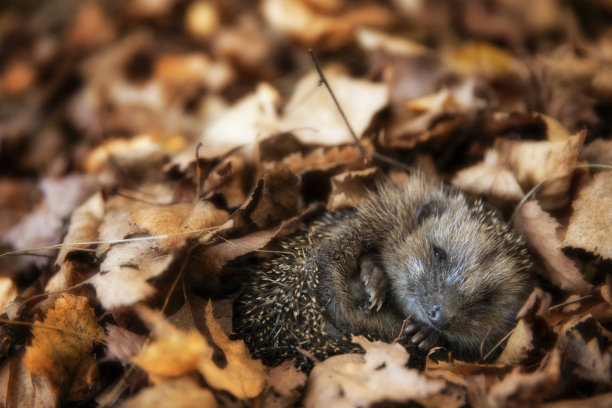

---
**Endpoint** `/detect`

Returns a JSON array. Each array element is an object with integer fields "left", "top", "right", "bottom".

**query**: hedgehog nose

[{"left": 428, "top": 304, "right": 445, "bottom": 326}]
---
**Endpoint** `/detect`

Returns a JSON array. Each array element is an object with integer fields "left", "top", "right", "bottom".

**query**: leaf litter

[{"left": 0, "top": 0, "right": 611, "bottom": 407}]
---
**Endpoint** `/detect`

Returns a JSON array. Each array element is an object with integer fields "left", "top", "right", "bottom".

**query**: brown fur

[{"left": 315, "top": 175, "right": 531, "bottom": 359}]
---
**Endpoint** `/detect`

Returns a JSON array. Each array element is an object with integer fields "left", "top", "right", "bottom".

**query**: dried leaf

[
  {"left": 197, "top": 301, "right": 266, "bottom": 399},
  {"left": 0, "top": 278, "right": 17, "bottom": 315},
  {"left": 279, "top": 67, "right": 389, "bottom": 146},
  {"left": 514, "top": 201, "right": 592, "bottom": 294},
  {"left": 452, "top": 149, "right": 524, "bottom": 201},
  {"left": 487, "top": 348, "right": 562, "bottom": 407},
  {"left": 327, "top": 167, "right": 382, "bottom": 210},
  {"left": 305, "top": 336, "right": 450, "bottom": 408},
  {"left": 104, "top": 325, "right": 146, "bottom": 364},
  {"left": 563, "top": 172, "right": 612, "bottom": 260},
  {"left": 23, "top": 294, "right": 104, "bottom": 401},
  {"left": 123, "top": 377, "right": 218, "bottom": 408},
  {"left": 504, "top": 131, "right": 586, "bottom": 210},
  {"left": 200, "top": 83, "right": 279, "bottom": 159},
  {"left": 46, "top": 192, "right": 105, "bottom": 293},
  {"left": 558, "top": 315, "right": 611, "bottom": 386},
  {"left": 4, "top": 353, "right": 58, "bottom": 408}
]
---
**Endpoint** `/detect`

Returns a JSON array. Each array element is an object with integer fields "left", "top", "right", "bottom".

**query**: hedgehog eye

[{"left": 432, "top": 245, "right": 446, "bottom": 261}]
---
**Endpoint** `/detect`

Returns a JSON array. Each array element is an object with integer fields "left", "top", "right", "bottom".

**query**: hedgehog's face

[{"left": 381, "top": 198, "right": 531, "bottom": 355}]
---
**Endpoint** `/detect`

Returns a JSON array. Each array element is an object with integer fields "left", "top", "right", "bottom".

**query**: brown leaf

[
  {"left": 123, "top": 377, "right": 218, "bottom": 408},
  {"left": 514, "top": 201, "right": 592, "bottom": 294},
  {"left": 487, "top": 348, "right": 562, "bottom": 407},
  {"left": 4, "top": 352, "right": 58, "bottom": 408},
  {"left": 0, "top": 60, "right": 36, "bottom": 96},
  {"left": 198, "top": 225, "right": 284, "bottom": 275},
  {"left": 557, "top": 315, "right": 612, "bottom": 386},
  {"left": 563, "top": 172, "right": 612, "bottom": 260},
  {"left": 104, "top": 325, "right": 146, "bottom": 364},
  {"left": 134, "top": 303, "right": 266, "bottom": 399},
  {"left": 23, "top": 294, "right": 104, "bottom": 401},
  {"left": 452, "top": 149, "right": 525, "bottom": 201},
  {"left": 327, "top": 167, "right": 383, "bottom": 210},
  {"left": 89, "top": 199, "right": 228, "bottom": 309},
  {"left": 580, "top": 138, "right": 612, "bottom": 167},
  {"left": 46, "top": 192, "right": 104, "bottom": 293},
  {"left": 497, "top": 289, "right": 552, "bottom": 365},
  {"left": 4, "top": 176, "right": 94, "bottom": 268},
  {"left": 504, "top": 131, "right": 586, "bottom": 210}
]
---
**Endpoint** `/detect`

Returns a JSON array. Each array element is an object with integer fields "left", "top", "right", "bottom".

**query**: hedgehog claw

[{"left": 360, "top": 255, "right": 387, "bottom": 311}]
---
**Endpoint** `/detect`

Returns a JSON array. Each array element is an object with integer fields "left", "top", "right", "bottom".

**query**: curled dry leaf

[
  {"left": 123, "top": 377, "right": 218, "bottom": 408},
  {"left": 387, "top": 78, "right": 486, "bottom": 148},
  {"left": 504, "top": 131, "right": 586, "bottom": 210},
  {"left": 279, "top": 67, "right": 389, "bottom": 146},
  {"left": 263, "top": 144, "right": 366, "bottom": 176},
  {"left": 497, "top": 288, "right": 552, "bottom": 365},
  {"left": 198, "top": 224, "right": 285, "bottom": 275},
  {"left": 514, "top": 201, "right": 592, "bottom": 294},
  {"left": 46, "top": 192, "right": 105, "bottom": 293},
  {"left": 23, "top": 294, "right": 104, "bottom": 401},
  {"left": 563, "top": 171, "right": 612, "bottom": 260},
  {"left": 452, "top": 149, "right": 524, "bottom": 201},
  {"left": 305, "top": 336, "right": 450, "bottom": 408},
  {"left": 487, "top": 348, "right": 562, "bottom": 407},
  {"left": 557, "top": 315, "right": 611, "bottom": 387}
]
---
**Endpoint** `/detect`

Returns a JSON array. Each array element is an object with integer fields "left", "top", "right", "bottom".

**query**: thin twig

[
  {"left": 308, "top": 49, "right": 363, "bottom": 151},
  {"left": 309, "top": 49, "right": 414, "bottom": 173},
  {"left": 194, "top": 142, "right": 203, "bottom": 204}
]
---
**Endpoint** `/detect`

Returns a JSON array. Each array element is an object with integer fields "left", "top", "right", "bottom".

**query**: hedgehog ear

[{"left": 414, "top": 200, "right": 442, "bottom": 227}]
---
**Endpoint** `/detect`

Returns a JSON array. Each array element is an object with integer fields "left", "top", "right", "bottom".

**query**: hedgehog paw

[
  {"left": 360, "top": 255, "right": 386, "bottom": 311},
  {"left": 406, "top": 324, "right": 439, "bottom": 352}
]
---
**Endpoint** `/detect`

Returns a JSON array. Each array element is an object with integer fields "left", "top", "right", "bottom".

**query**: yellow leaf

[
  {"left": 197, "top": 301, "right": 266, "bottom": 399},
  {"left": 132, "top": 330, "right": 205, "bottom": 381},
  {"left": 23, "top": 294, "right": 104, "bottom": 401}
]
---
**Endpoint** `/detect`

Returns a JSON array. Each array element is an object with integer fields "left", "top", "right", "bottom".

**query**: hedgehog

[{"left": 232, "top": 175, "right": 532, "bottom": 370}]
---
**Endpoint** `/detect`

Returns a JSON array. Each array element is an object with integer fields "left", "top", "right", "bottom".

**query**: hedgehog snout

[{"left": 426, "top": 302, "right": 453, "bottom": 329}]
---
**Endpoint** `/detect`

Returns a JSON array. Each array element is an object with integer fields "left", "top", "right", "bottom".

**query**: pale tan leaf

[
  {"left": 279, "top": 67, "right": 389, "bottom": 146},
  {"left": 563, "top": 172, "right": 612, "bottom": 260}
]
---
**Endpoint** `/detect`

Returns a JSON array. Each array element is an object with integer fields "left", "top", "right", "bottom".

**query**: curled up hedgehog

[{"left": 232, "top": 174, "right": 532, "bottom": 370}]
